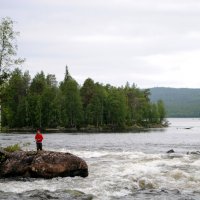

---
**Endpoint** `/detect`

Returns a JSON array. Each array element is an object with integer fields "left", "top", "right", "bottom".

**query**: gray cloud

[{"left": 1, "top": 0, "right": 200, "bottom": 88}]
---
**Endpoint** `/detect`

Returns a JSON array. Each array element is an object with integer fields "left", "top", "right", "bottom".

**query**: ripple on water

[{"left": 2, "top": 124, "right": 200, "bottom": 200}]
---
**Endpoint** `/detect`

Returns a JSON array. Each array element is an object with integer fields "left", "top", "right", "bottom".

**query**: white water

[{"left": 1, "top": 118, "right": 200, "bottom": 199}]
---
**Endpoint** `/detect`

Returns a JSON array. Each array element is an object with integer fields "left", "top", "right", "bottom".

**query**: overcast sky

[{"left": 1, "top": 0, "right": 200, "bottom": 88}]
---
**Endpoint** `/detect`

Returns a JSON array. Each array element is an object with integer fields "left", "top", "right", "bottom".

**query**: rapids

[{"left": 1, "top": 118, "right": 200, "bottom": 199}]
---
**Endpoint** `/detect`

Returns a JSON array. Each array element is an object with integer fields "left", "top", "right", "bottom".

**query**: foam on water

[
  {"left": 1, "top": 149, "right": 200, "bottom": 199},
  {"left": 1, "top": 118, "right": 200, "bottom": 199}
]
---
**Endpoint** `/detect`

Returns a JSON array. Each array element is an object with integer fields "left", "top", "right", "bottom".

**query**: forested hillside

[
  {"left": 1, "top": 68, "right": 166, "bottom": 131},
  {"left": 150, "top": 87, "right": 200, "bottom": 117}
]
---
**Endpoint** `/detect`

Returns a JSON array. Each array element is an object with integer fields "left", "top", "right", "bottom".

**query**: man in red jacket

[{"left": 35, "top": 129, "right": 44, "bottom": 151}]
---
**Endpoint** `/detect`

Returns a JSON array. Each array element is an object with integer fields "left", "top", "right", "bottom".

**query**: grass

[{"left": 3, "top": 143, "right": 21, "bottom": 152}]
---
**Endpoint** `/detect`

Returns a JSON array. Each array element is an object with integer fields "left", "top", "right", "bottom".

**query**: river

[{"left": 1, "top": 118, "right": 200, "bottom": 200}]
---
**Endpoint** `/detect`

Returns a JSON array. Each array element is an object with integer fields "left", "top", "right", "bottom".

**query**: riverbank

[{"left": 1, "top": 122, "right": 168, "bottom": 133}]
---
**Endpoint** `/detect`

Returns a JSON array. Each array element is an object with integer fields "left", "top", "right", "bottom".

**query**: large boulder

[{"left": 0, "top": 149, "right": 88, "bottom": 178}]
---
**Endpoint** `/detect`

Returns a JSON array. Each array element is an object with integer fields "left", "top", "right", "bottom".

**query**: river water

[{"left": 1, "top": 118, "right": 200, "bottom": 200}]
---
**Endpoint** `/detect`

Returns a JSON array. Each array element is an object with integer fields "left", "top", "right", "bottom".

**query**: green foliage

[
  {"left": 60, "top": 78, "right": 83, "bottom": 128},
  {"left": 89, "top": 83, "right": 106, "bottom": 127},
  {"left": 2, "top": 68, "right": 30, "bottom": 127},
  {"left": 0, "top": 17, "right": 167, "bottom": 132},
  {"left": 0, "top": 17, "right": 24, "bottom": 86},
  {"left": 105, "top": 88, "right": 127, "bottom": 128},
  {"left": 4, "top": 143, "right": 21, "bottom": 152},
  {"left": 80, "top": 79, "right": 107, "bottom": 127},
  {"left": 2, "top": 68, "right": 166, "bottom": 130},
  {"left": 157, "top": 100, "right": 166, "bottom": 122},
  {"left": 80, "top": 78, "right": 95, "bottom": 125}
]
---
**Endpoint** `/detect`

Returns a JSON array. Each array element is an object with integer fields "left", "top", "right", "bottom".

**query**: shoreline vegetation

[
  {"left": 2, "top": 122, "right": 168, "bottom": 133},
  {"left": 1, "top": 66, "right": 167, "bottom": 133},
  {"left": 1, "top": 18, "right": 167, "bottom": 133},
  {"left": 1, "top": 120, "right": 168, "bottom": 134}
]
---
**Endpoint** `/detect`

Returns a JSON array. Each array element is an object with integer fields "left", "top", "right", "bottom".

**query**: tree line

[
  {"left": 0, "top": 17, "right": 166, "bottom": 131},
  {"left": 2, "top": 67, "right": 166, "bottom": 131}
]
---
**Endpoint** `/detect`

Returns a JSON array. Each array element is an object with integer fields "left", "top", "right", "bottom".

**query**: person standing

[{"left": 35, "top": 129, "right": 44, "bottom": 151}]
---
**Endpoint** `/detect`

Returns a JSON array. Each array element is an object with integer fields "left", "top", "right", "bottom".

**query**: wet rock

[
  {"left": 187, "top": 151, "right": 200, "bottom": 155},
  {"left": 138, "top": 178, "right": 156, "bottom": 190},
  {"left": 166, "top": 149, "right": 175, "bottom": 153},
  {"left": 0, "top": 190, "right": 94, "bottom": 200},
  {"left": 65, "top": 190, "right": 94, "bottom": 200},
  {"left": 184, "top": 127, "right": 193, "bottom": 129},
  {"left": 0, "top": 150, "right": 88, "bottom": 178}
]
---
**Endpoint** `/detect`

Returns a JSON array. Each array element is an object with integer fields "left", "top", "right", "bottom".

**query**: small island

[
  {"left": 1, "top": 66, "right": 167, "bottom": 133},
  {"left": 0, "top": 18, "right": 167, "bottom": 132}
]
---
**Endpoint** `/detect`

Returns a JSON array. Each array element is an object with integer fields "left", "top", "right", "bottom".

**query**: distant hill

[{"left": 150, "top": 87, "right": 200, "bottom": 117}]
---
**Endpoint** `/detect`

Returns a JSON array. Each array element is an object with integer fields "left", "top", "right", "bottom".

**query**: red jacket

[{"left": 35, "top": 133, "right": 43, "bottom": 143}]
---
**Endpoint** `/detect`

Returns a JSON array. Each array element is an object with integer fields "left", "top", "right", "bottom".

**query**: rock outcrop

[
  {"left": 166, "top": 149, "right": 175, "bottom": 153},
  {"left": 0, "top": 149, "right": 88, "bottom": 178}
]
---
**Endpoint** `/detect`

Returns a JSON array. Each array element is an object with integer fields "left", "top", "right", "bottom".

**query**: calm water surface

[{"left": 1, "top": 118, "right": 200, "bottom": 200}]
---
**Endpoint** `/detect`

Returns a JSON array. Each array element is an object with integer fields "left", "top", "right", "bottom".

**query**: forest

[
  {"left": 150, "top": 87, "right": 200, "bottom": 117},
  {"left": 0, "top": 17, "right": 166, "bottom": 131},
  {"left": 2, "top": 67, "right": 166, "bottom": 131}
]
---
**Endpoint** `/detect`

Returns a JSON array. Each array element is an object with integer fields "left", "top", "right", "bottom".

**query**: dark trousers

[{"left": 36, "top": 142, "right": 42, "bottom": 151}]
